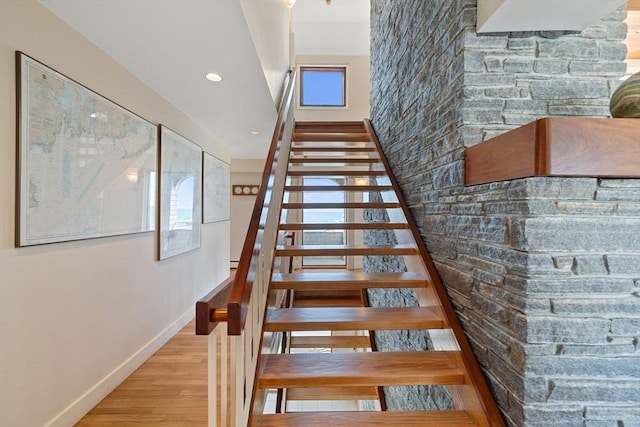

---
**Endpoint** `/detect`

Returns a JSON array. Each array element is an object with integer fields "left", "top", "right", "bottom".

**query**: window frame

[{"left": 298, "top": 65, "right": 347, "bottom": 108}]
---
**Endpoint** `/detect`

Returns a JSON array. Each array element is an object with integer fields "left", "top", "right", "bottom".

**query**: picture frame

[
  {"left": 202, "top": 152, "right": 231, "bottom": 223},
  {"left": 158, "top": 125, "right": 202, "bottom": 260},
  {"left": 16, "top": 52, "right": 158, "bottom": 247}
]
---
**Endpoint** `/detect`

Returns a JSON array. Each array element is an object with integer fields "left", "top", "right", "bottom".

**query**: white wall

[
  {"left": 294, "top": 55, "right": 370, "bottom": 122},
  {"left": 240, "top": 0, "right": 291, "bottom": 105},
  {"left": 230, "top": 159, "right": 265, "bottom": 267},
  {"left": 294, "top": 22, "right": 370, "bottom": 57},
  {"left": 0, "top": 1, "right": 230, "bottom": 426}
]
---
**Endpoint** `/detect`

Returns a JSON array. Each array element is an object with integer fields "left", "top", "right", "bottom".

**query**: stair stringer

[{"left": 364, "top": 119, "right": 505, "bottom": 427}]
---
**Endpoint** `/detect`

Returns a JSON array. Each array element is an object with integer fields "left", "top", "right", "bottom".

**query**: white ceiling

[
  {"left": 477, "top": 0, "right": 628, "bottom": 32},
  {"left": 39, "top": 0, "right": 280, "bottom": 159},
  {"left": 32, "top": 1, "right": 628, "bottom": 157},
  {"left": 295, "top": 0, "right": 370, "bottom": 23},
  {"left": 39, "top": 0, "right": 371, "bottom": 160},
  {"left": 293, "top": 0, "right": 370, "bottom": 56}
]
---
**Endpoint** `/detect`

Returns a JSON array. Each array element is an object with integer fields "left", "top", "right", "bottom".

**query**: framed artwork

[
  {"left": 202, "top": 153, "right": 230, "bottom": 223},
  {"left": 16, "top": 52, "right": 157, "bottom": 247},
  {"left": 158, "top": 125, "right": 202, "bottom": 260}
]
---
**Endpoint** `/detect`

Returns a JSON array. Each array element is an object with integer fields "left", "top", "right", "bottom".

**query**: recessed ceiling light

[
  {"left": 249, "top": 131, "right": 260, "bottom": 135},
  {"left": 205, "top": 73, "right": 223, "bottom": 83}
]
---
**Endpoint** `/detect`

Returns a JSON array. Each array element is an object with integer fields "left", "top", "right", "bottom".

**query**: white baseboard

[
  {"left": 230, "top": 260, "right": 239, "bottom": 268},
  {"left": 45, "top": 308, "right": 194, "bottom": 427}
]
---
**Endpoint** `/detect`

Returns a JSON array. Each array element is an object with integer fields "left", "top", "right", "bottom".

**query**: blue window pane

[{"left": 301, "top": 69, "right": 345, "bottom": 106}]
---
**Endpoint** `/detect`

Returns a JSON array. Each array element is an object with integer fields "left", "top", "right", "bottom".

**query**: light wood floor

[{"left": 76, "top": 319, "right": 208, "bottom": 426}]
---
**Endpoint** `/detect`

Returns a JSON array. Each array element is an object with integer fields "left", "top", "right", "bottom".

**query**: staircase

[{"left": 250, "top": 121, "right": 505, "bottom": 426}]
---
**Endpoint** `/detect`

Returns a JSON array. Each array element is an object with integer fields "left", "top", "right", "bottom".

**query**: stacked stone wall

[
  {"left": 369, "top": 0, "right": 468, "bottom": 412},
  {"left": 370, "top": 0, "right": 637, "bottom": 425},
  {"left": 462, "top": 9, "right": 627, "bottom": 146}
]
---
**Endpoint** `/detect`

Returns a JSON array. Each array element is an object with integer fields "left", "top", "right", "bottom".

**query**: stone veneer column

[{"left": 369, "top": 0, "right": 638, "bottom": 425}]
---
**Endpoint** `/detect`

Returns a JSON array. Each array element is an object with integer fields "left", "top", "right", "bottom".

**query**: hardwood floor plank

[{"left": 75, "top": 320, "right": 207, "bottom": 427}]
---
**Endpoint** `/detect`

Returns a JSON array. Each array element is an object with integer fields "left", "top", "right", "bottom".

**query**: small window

[{"left": 300, "top": 66, "right": 346, "bottom": 107}]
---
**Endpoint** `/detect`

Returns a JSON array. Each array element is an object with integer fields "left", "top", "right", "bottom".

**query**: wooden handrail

[
  {"left": 227, "top": 70, "right": 297, "bottom": 335},
  {"left": 364, "top": 119, "right": 505, "bottom": 426},
  {"left": 195, "top": 275, "right": 234, "bottom": 335}
]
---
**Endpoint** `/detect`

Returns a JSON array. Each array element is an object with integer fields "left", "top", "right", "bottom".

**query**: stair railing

[
  {"left": 196, "top": 70, "right": 296, "bottom": 427},
  {"left": 195, "top": 275, "right": 234, "bottom": 426}
]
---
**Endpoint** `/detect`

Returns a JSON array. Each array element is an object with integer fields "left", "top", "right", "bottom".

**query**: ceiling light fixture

[
  {"left": 288, "top": 0, "right": 296, "bottom": 6},
  {"left": 205, "top": 72, "right": 223, "bottom": 83},
  {"left": 249, "top": 131, "right": 260, "bottom": 135}
]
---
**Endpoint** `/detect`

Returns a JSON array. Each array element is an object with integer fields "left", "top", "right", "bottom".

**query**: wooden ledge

[{"left": 465, "top": 118, "right": 640, "bottom": 186}]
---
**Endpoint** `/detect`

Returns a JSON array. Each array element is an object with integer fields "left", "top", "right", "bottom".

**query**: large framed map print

[{"left": 16, "top": 52, "right": 158, "bottom": 247}]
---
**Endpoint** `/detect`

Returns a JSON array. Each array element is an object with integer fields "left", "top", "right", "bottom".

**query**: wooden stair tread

[
  {"left": 293, "top": 132, "right": 370, "bottom": 142},
  {"left": 291, "top": 297, "right": 363, "bottom": 308},
  {"left": 282, "top": 202, "right": 400, "bottom": 209},
  {"left": 291, "top": 289, "right": 363, "bottom": 308},
  {"left": 295, "top": 120, "right": 365, "bottom": 125},
  {"left": 289, "top": 335, "right": 371, "bottom": 348},
  {"left": 294, "top": 289, "right": 363, "bottom": 299},
  {"left": 289, "top": 157, "right": 380, "bottom": 164},
  {"left": 286, "top": 386, "right": 378, "bottom": 400},
  {"left": 291, "top": 146, "right": 375, "bottom": 152},
  {"left": 274, "top": 271, "right": 429, "bottom": 284},
  {"left": 287, "top": 169, "right": 386, "bottom": 176},
  {"left": 279, "top": 222, "right": 407, "bottom": 230},
  {"left": 284, "top": 185, "right": 392, "bottom": 192},
  {"left": 295, "top": 121, "right": 365, "bottom": 131},
  {"left": 293, "top": 129, "right": 367, "bottom": 135},
  {"left": 275, "top": 244, "right": 418, "bottom": 257},
  {"left": 271, "top": 271, "right": 430, "bottom": 290},
  {"left": 265, "top": 307, "right": 444, "bottom": 331},
  {"left": 258, "top": 351, "right": 465, "bottom": 388},
  {"left": 257, "top": 410, "right": 477, "bottom": 426}
]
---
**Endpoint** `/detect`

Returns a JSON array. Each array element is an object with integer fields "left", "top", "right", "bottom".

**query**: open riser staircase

[
  {"left": 196, "top": 72, "right": 504, "bottom": 426},
  {"left": 248, "top": 121, "right": 504, "bottom": 426}
]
